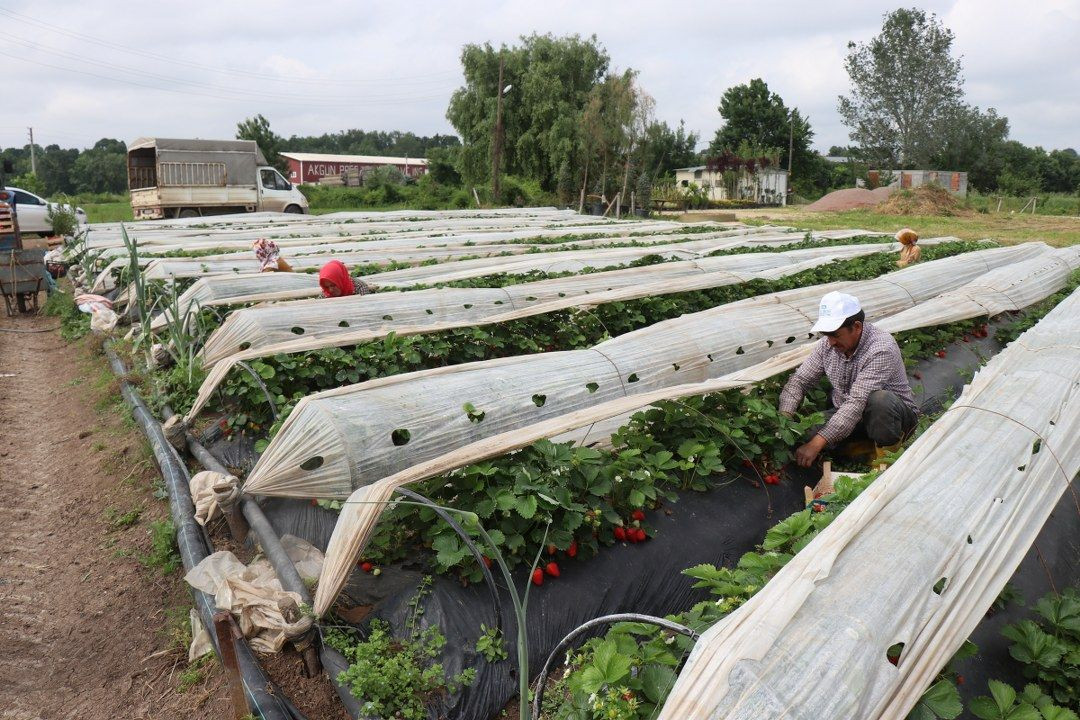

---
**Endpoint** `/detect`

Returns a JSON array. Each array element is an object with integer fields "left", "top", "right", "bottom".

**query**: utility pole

[
  {"left": 27, "top": 127, "right": 37, "bottom": 175},
  {"left": 491, "top": 55, "right": 505, "bottom": 206},
  {"left": 787, "top": 111, "right": 794, "bottom": 190}
]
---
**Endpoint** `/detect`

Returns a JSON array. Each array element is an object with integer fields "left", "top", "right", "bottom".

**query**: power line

[
  {"left": 0, "top": 49, "right": 453, "bottom": 110},
  {"left": 0, "top": 5, "right": 462, "bottom": 87},
  {"left": 0, "top": 35, "right": 456, "bottom": 104}
]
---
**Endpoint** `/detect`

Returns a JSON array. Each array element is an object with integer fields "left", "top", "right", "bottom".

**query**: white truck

[{"left": 127, "top": 137, "right": 309, "bottom": 220}]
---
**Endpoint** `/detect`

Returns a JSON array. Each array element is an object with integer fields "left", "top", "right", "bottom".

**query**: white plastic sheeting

[
  {"left": 655, "top": 285, "right": 1080, "bottom": 720},
  {"left": 244, "top": 244, "right": 1047, "bottom": 501},
  {"left": 309, "top": 243, "right": 1077, "bottom": 618},
  {"left": 195, "top": 240, "right": 921, "bottom": 369},
  {"left": 185, "top": 241, "right": 921, "bottom": 419}
]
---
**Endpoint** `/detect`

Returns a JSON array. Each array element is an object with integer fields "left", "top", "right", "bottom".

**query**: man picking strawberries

[{"left": 779, "top": 291, "right": 918, "bottom": 468}]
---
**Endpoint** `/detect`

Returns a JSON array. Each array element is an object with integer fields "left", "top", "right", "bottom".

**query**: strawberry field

[{"left": 62, "top": 208, "right": 1080, "bottom": 720}]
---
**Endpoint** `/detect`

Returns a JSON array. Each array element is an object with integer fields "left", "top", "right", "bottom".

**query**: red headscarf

[{"left": 319, "top": 260, "right": 355, "bottom": 298}]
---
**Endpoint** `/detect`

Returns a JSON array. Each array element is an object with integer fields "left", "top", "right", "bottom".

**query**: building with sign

[{"left": 280, "top": 152, "right": 428, "bottom": 185}]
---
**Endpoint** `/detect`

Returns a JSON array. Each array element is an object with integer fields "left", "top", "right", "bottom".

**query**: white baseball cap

[{"left": 810, "top": 291, "right": 862, "bottom": 333}]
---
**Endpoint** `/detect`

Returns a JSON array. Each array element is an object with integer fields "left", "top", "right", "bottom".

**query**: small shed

[
  {"left": 281, "top": 152, "right": 428, "bottom": 185},
  {"left": 863, "top": 169, "right": 968, "bottom": 197}
]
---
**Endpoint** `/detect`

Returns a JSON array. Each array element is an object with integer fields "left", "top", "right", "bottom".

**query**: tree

[
  {"left": 707, "top": 78, "right": 813, "bottom": 177},
  {"left": 838, "top": 8, "right": 964, "bottom": 168},
  {"left": 236, "top": 114, "right": 287, "bottom": 173},
  {"left": 639, "top": 120, "right": 700, "bottom": 178},
  {"left": 447, "top": 34, "right": 610, "bottom": 193},
  {"left": 930, "top": 105, "right": 1009, "bottom": 190}
]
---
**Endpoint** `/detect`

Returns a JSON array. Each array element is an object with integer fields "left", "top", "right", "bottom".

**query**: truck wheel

[
  {"left": 283, "top": 204, "right": 303, "bottom": 214},
  {"left": 178, "top": 208, "right": 200, "bottom": 219}
]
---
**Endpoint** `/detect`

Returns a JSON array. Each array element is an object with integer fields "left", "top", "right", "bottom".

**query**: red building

[{"left": 280, "top": 152, "right": 428, "bottom": 184}]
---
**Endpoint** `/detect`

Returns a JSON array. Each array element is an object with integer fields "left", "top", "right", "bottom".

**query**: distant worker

[
  {"left": 318, "top": 259, "right": 371, "bottom": 298},
  {"left": 896, "top": 228, "right": 921, "bottom": 268},
  {"left": 779, "top": 291, "right": 918, "bottom": 468},
  {"left": 253, "top": 238, "right": 293, "bottom": 272}
]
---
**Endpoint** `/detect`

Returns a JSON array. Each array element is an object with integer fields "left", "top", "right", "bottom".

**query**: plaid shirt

[{"left": 779, "top": 321, "right": 917, "bottom": 443}]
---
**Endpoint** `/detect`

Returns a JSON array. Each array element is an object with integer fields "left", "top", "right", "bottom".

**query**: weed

[
  {"left": 177, "top": 654, "right": 212, "bottom": 693},
  {"left": 105, "top": 506, "right": 142, "bottom": 530},
  {"left": 141, "top": 519, "right": 181, "bottom": 575}
]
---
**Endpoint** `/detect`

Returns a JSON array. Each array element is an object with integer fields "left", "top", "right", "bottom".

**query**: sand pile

[
  {"left": 877, "top": 185, "right": 969, "bottom": 216},
  {"left": 806, "top": 187, "right": 892, "bottom": 212}
]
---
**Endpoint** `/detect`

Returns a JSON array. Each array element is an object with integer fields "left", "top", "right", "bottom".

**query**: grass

[
  {"left": 82, "top": 201, "right": 134, "bottom": 223},
  {"left": 733, "top": 206, "right": 1080, "bottom": 247},
  {"left": 141, "top": 518, "right": 182, "bottom": 574}
]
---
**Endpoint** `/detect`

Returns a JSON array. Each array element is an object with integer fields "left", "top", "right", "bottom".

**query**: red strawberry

[
  {"left": 360, "top": 562, "right": 373, "bottom": 573},
  {"left": 310, "top": 499, "right": 319, "bottom": 506},
  {"left": 632, "top": 510, "right": 645, "bottom": 522},
  {"left": 633, "top": 528, "right": 647, "bottom": 542},
  {"left": 567, "top": 540, "right": 578, "bottom": 558},
  {"left": 482, "top": 556, "right": 492, "bottom": 569},
  {"left": 531, "top": 568, "right": 544, "bottom": 586},
  {"left": 764, "top": 474, "right": 780, "bottom": 485},
  {"left": 936, "top": 350, "right": 947, "bottom": 358},
  {"left": 544, "top": 562, "right": 560, "bottom": 578},
  {"left": 887, "top": 654, "right": 899, "bottom": 667},
  {"left": 956, "top": 674, "right": 964, "bottom": 685},
  {"left": 912, "top": 372, "right": 922, "bottom": 380},
  {"left": 614, "top": 526, "right": 627, "bottom": 541},
  {"left": 963, "top": 335, "right": 970, "bottom": 342},
  {"left": 547, "top": 544, "right": 557, "bottom": 556},
  {"left": 742, "top": 458, "right": 754, "bottom": 468}
]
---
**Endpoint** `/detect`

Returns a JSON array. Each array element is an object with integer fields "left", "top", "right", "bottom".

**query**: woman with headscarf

[
  {"left": 895, "top": 228, "right": 921, "bottom": 268},
  {"left": 319, "top": 259, "right": 371, "bottom": 297},
  {"left": 253, "top": 238, "right": 293, "bottom": 272}
]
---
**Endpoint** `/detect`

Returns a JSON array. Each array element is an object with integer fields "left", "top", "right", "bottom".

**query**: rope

[{"left": 947, "top": 403, "right": 1079, "bottom": 514}]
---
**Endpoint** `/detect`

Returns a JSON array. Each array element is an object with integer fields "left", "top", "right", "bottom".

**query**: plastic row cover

[
  {"left": 308, "top": 241, "right": 1072, "bottom": 619},
  {"left": 185, "top": 243, "right": 914, "bottom": 419},
  {"left": 655, "top": 286, "right": 1080, "bottom": 720},
  {"left": 246, "top": 243, "right": 1048, "bottom": 502},
  {"left": 195, "top": 240, "right": 914, "bottom": 369}
]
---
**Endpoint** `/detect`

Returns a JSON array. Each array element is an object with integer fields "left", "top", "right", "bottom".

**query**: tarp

[{"left": 655, "top": 285, "right": 1080, "bottom": 720}]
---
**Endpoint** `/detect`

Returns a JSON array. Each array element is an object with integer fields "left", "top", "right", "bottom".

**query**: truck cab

[{"left": 258, "top": 166, "right": 306, "bottom": 213}]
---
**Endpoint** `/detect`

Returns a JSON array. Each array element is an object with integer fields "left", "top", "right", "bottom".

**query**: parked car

[{"left": 7, "top": 187, "right": 88, "bottom": 235}]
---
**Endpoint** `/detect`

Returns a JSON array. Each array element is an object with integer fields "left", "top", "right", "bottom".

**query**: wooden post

[
  {"left": 472, "top": 187, "right": 481, "bottom": 208},
  {"left": 630, "top": 191, "right": 636, "bottom": 215},
  {"left": 213, "top": 611, "right": 249, "bottom": 720}
]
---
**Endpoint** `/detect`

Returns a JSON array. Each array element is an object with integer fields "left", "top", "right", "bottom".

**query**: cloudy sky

[{"left": 2, "top": 0, "right": 1077, "bottom": 154}]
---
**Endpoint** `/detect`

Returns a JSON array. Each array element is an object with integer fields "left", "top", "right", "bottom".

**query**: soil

[
  {"left": 876, "top": 184, "right": 971, "bottom": 217},
  {"left": 0, "top": 305, "right": 348, "bottom": 720},
  {"left": 804, "top": 187, "right": 890, "bottom": 212},
  {"left": 0, "top": 310, "right": 230, "bottom": 719}
]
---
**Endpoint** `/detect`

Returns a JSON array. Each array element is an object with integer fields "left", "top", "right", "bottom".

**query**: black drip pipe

[
  {"left": 105, "top": 346, "right": 304, "bottom": 720},
  {"left": 181, "top": 427, "right": 365, "bottom": 719}
]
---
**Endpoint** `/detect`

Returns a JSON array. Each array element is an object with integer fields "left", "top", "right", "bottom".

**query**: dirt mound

[
  {"left": 876, "top": 185, "right": 970, "bottom": 216},
  {"left": 806, "top": 187, "right": 887, "bottom": 212}
]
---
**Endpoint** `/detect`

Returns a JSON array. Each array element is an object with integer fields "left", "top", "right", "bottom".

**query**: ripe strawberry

[
  {"left": 956, "top": 674, "right": 964, "bottom": 685},
  {"left": 632, "top": 510, "right": 645, "bottom": 522},
  {"left": 633, "top": 528, "right": 647, "bottom": 542},
  {"left": 544, "top": 562, "right": 560, "bottom": 578},
  {"left": 936, "top": 350, "right": 947, "bottom": 358},
  {"left": 912, "top": 372, "right": 922, "bottom": 380},
  {"left": 531, "top": 568, "right": 544, "bottom": 586},
  {"left": 887, "top": 654, "right": 899, "bottom": 666},
  {"left": 614, "top": 526, "right": 627, "bottom": 541},
  {"left": 567, "top": 540, "right": 578, "bottom": 558},
  {"left": 547, "top": 544, "right": 557, "bottom": 556},
  {"left": 310, "top": 498, "right": 318, "bottom": 506},
  {"left": 360, "top": 562, "right": 373, "bottom": 573},
  {"left": 482, "top": 556, "right": 492, "bottom": 569},
  {"left": 764, "top": 474, "right": 780, "bottom": 485},
  {"left": 742, "top": 458, "right": 754, "bottom": 468}
]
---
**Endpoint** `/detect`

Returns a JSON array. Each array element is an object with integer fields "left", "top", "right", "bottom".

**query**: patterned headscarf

[{"left": 252, "top": 238, "right": 281, "bottom": 271}]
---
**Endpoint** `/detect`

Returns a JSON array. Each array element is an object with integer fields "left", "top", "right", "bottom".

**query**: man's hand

[
  {"left": 780, "top": 410, "right": 795, "bottom": 420},
  {"left": 795, "top": 435, "right": 829, "bottom": 468}
]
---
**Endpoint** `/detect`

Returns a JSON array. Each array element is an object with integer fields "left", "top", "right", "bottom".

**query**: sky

[{"left": 2, "top": 0, "right": 1077, "bottom": 155}]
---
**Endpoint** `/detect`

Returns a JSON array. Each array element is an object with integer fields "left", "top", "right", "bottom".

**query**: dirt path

[{"left": 0, "top": 311, "right": 229, "bottom": 720}]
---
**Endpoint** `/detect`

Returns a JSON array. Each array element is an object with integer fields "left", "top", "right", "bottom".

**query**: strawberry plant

[
  {"left": 1000, "top": 587, "right": 1080, "bottom": 710},
  {"left": 968, "top": 680, "right": 1078, "bottom": 720}
]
